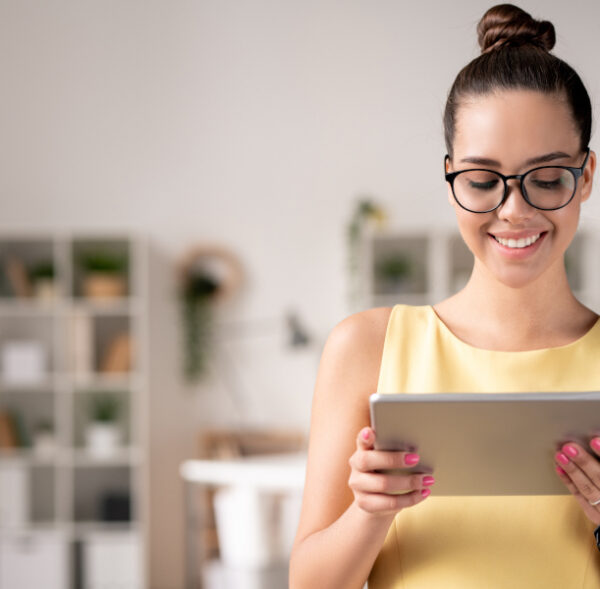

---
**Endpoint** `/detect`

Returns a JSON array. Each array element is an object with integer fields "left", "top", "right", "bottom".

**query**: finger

[
  {"left": 555, "top": 446, "right": 600, "bottom": 503},
  {"left": 350, "top": 448, "right": 423, "bottom": 473},
  {"left": 555, "top": 465, "right": 600, "bottom": 525},
  {"left": 590, "top": 437, "right": 600, "bottom": 458},
  {"left": 355, "top": 488, "right": 432, "bottom": 515},
  {"left": 559, "top": 443, "right": 600, "bottom": 489},
  {"left": 349, "top": 471, "right": 435, "bottom": 495}
]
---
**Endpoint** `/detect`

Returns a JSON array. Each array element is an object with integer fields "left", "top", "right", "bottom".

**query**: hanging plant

[
  {"left": 177, "top": 245, "right": 243, "bottom": 382},
  {"left": 347, "top": 197, "right": 387, "bottom": 311}
]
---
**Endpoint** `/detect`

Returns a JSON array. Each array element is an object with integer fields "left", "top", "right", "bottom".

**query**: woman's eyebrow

[{"left": 459, "top": 151, "right": 572, "bottom": 167}]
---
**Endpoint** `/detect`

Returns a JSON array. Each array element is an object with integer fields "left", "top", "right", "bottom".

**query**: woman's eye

[
  {"left": 531, "top": 178, "right": 561, "bottom": 190},
  {"left": 468, "top": 180, "right": 498, "bottom": 191}
]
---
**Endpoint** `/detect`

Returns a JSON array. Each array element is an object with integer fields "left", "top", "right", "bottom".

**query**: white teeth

[{"left": 494, "top": 233, "right": 541, "bottom": 248}]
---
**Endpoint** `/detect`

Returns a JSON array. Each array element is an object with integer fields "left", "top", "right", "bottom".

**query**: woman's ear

[
  {"left": 445, "top": 155, "right": 455, "bottom": 206},
  {"left": 580, "top": 149, "right": 596, "bottom": 202}
]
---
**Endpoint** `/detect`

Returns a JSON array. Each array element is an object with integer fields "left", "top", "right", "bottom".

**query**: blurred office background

[{"left": 1, "top": 1, "right": 600, "bottom": 588}]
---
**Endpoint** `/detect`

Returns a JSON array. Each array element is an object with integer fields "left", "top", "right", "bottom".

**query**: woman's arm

[{"left": 289, "top": 308, "right": 432, "bottom": 589}]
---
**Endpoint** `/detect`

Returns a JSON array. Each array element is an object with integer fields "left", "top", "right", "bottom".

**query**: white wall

[{"left": 2, "top": 1, "right": 600, "bottom": 586}]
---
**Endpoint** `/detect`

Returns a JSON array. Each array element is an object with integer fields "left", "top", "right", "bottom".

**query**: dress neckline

[{"left": 427, "top": 304, "right": 600, "bottom": 354}]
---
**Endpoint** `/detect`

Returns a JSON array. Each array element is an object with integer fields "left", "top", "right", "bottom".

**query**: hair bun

[{"left": 477, "top": 3, "right": 555, "bottom": 54}]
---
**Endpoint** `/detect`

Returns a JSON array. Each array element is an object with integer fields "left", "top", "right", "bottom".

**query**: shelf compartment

[
  {"left": 73, "top": 466, "right": 133, "bottom": 524},
  {"left": 0, "top": 238, "right": 60, "bottom": 301},
  {"left": 71, "top": 239, "right": 131, "bottom": 300},
  {"left": 72, "top": 390, "right": 131, "bottom": 453},
  {"left": 0, "top": 390, "right": 56, "bottom": 451},
  {"left": 371, "top": 235, "right": 429, "bottom": 297}
]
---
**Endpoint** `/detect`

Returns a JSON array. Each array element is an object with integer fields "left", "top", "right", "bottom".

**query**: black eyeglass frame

[{"left": 444, "top": 148, "right": 590, "bottom": 213}]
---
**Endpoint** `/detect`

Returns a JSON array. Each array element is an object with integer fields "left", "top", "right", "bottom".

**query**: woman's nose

[{"left": 497, "top": 180, "right": 536, "bottom": 222}]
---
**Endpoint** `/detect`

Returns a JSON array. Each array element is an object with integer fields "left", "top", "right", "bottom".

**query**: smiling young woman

[{"left": 290, "top": 5, "right": 600, "bottom": 588}]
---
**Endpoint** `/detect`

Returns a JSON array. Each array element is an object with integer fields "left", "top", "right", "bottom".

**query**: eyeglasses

[{"left": 444, "top": 148, "right": 590, "bottom": 213}]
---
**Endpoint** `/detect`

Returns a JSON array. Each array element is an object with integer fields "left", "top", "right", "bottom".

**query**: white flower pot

[{"left": 85, "top": 423, "right": 121, "bottom": 458}]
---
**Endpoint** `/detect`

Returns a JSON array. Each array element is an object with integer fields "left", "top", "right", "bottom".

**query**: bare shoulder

[
  {"left": 322, "top": 307, "right": 392, "bottom": 370},
  {"left": 317, "top": 306, "right": 394, "bottom": 401}
]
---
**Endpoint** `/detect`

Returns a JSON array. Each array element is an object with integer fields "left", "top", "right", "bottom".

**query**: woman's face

[{"left": 447, "top": 90, "right": 595, "bottom": 290}]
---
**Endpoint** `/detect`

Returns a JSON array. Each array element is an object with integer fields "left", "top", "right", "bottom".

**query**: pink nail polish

[
  {"left": 556, "top": 452, "right": 570, "bottom": 466},
  {"left": 361, "top": 429, "right": 370, "bottom": 441},
  {"left": 591, "top": 438, "right": 600, "bottom": 452},
  {"left": 421, "top": 488, "right": 431, "bottom": 498},
  {"left": 405, "top": 453, "right": 420, "bottom": 466},
  {"left": 556, "top": 465, "right": 566, "bottom": 476},
  {"left": 422, "top": 476, "right": 435, "bottom": 486},
  {"left": 563, "top": 445, "right": 578, "bottom": 458}
]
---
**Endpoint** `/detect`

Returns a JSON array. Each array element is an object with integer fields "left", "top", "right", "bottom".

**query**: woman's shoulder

[
  {"left": 321, "top": 306, "right": 394, "bottom": 368},
  {"left": 329, "top": 306, "right": 394, "bottom": 344}
]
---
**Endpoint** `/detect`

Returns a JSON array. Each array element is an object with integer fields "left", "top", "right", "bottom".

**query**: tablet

[{"left": 370, "top": 392, "right": 600, "bottom": 496}]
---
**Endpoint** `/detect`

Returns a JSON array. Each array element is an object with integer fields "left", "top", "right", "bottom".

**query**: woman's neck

[{"left": 434, "top": 261, "right": 598, "bottom": 352}]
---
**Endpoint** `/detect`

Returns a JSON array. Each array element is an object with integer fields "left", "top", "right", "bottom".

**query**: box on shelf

[
  {"left": 1, "top": 341, "right": 47, "bottom": 384},
  {"left": 0, "top": 532, "right": 68, "bottom": 589},
  {"left": 0, "top": 463, "right": 30, "bottom": 527},
  {"left": 82, "top": 531, "right": 141, "bottom": 589}
]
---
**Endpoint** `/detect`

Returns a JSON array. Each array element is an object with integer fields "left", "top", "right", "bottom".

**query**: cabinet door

[{"left": 0, "top": 532, "right": 68, "bottom": 589}]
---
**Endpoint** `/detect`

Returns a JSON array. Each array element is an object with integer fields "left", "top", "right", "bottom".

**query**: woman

[{"left": 290, "top": 4, "right": 600, "bottom": 588}]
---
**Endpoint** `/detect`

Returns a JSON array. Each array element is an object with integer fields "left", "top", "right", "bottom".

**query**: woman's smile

[{"left": 488, "top": 230, "right": 547, "bottom": 260}]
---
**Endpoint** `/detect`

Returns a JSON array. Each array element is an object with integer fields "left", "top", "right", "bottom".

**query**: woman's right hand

[{"left": 348, "top": 427, "right": 435, "bottom": 515}]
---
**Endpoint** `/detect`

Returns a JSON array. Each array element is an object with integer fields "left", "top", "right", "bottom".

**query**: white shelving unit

[
  {"left": 0, "top": 232, "right": 147, "bottom": 589},
  {"left": 358, "top": 221, "right": 600, "bottom": 311}
]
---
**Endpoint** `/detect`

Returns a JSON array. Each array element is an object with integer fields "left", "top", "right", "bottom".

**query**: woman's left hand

[{"left": 555, "top": 438, "right": 600, "bottom": 525}]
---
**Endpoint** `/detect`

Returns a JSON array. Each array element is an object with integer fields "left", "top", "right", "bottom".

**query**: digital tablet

[{"left": 369, "top": 392, "right": 600, "bottom": 496}]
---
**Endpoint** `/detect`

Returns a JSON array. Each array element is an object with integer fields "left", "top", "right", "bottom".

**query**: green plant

[
  {"left": 377, "top": 255, "right": 412, "bottom": 282},
  {"left": 80, "top": 251, "right": 128, "bottom": 274},
  {"left": 34, "top": 419, "right": 54, "bottom": 433},
  {"left": 180, "top": 271, "right": 220, "bottom": 381},
  {"left": 29, "top": 261, "right": 55, "bottom": 281},
  {"left": 89, "top": 393, "right": 120, "bottom": 423}
]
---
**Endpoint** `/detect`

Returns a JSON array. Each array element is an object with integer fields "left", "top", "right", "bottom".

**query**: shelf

[
  {"left": 70, "top": 447, "right": 142, "bottom": 467},
  {"left": 71, "top": 373, "right": 141, "bottom": 390},
  {"left": 0, "top": 449, "right": 58, "bottom": 466},
  {"left": 0, "top": 300, "right": 59, "bottom": 316},
  {"left": 0, "top": 233, "right": 146, "bottom": 589},
  {"left": 67, "top": 298, "right": 142, "bottom": 315}
]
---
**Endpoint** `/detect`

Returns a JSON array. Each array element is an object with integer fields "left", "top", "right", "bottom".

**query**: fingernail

[
  {"left": 422, "top": 476, "right": 435, "bottom": 486},
  {"left": 591, "top": 438, "right": 600, "bottom": 452},
  {"left": 361, "top": 429, "right": 370, "bottom": 441},
  {"left": 405, "top": 453, "right": 420, "bottom": 466},
  {"left": 563, "top": 445, "right": 578, "bottom": 458},
  {"left": 556, "top": 465, "right": 566, "bottom": 476},
  {"left": 556, "top": 452, "right": 570, "bottom": 466},
  {"left": 421, "top": 488, "right": 431, "bottom": 498}
]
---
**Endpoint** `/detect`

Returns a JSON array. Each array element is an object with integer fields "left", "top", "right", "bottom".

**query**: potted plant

[
  {"left": 85, "top": 393, "right": 122, "bottom": 458},
  {"left": 32, "top": 419, "right": 57, "bottom": 458},
  {"left": 80, "top": 251, "right": 128, "bottom": 299},
  {"left": 29, "top": 261, "right": 57, "bottom": 300},
  {"left": 376, "top": 254, "right": 412, "bottom": 292}
]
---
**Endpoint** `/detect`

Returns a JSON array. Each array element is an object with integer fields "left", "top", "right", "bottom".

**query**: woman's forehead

[{"left": 452, "top": 90, "right": 580, "bottom": 164}]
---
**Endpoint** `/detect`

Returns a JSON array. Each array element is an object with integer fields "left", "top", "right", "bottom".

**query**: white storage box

[
  {"left": 0, "top": 463, "right": 30, "bottom": 527},
  {"left": 0, "top": 531, "right": 68, "bottom": 589},
  {"left": 83, "top": 531, "right": 142, "bottom": 589},
  {"left": 1, "top": 341, "right": 47, "bottom": 384}
]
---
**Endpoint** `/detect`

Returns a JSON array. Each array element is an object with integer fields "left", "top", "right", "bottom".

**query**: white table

[{"left": 180, "top": 453, "right": 306, "bottom": 589}]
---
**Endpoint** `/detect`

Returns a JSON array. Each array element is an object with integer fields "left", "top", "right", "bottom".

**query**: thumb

[{"left": 357, "top": 426, "right": 375, "bottom": 451}]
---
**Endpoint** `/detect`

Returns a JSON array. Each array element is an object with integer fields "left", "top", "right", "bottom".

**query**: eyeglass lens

[{"left": 453, "top": 168, "right": 576, "bottom": 212}]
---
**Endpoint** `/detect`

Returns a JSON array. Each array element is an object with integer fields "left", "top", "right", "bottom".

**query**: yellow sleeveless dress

[{"left": 369, "top": 304, "right": 600, "bottom": 589}]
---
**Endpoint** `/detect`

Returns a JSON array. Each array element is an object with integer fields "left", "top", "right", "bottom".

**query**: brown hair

[{"left": 444, "top": 4, "right": 592, "bottom": 159}]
